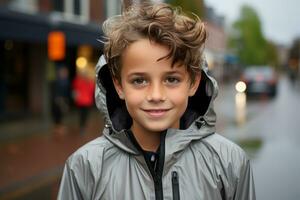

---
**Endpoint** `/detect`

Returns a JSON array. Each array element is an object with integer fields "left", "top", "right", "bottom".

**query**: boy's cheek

[{"left": 124, "top": 94, "right": 144, "bottom": 105}]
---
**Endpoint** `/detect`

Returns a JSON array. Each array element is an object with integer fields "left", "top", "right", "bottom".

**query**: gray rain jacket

[{"left": 58, "top": 55, "right": 256, "bottom": 200}]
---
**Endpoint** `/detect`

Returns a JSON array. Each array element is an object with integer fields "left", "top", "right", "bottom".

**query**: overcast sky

[{"left": 204, "top": 0, "right": 300, "bottom": 46}]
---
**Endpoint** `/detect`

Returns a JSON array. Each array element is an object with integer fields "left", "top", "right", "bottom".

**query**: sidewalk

[{"left": 0, "top": 111, "right": 104, "bottom": 199}]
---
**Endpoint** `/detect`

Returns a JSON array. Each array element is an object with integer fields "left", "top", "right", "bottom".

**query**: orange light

[{"left": 48, "top": 31, "right": 66, "bottom": 61}]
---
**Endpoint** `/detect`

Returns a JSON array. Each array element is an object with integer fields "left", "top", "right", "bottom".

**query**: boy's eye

[
  {"left": 131, "top": 78, "right": 148, "bottom": 86},
  {"left": 165, "top": 76, "right": 180, "bottom": 85}
]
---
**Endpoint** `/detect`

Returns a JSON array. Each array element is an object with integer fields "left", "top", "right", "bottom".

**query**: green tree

[
  {"left": 166, "top": 0, "right": 205, "bottom": 18},
  {"left": 230, "top": 5, "right": 278, "bottom": 66}
]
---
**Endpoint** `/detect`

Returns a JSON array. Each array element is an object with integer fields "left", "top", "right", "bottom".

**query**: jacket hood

[{"left": 95, "top": 55, "right": 218, "bottom": 155}]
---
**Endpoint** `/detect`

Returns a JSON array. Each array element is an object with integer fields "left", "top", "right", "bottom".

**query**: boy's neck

[{"left": 131, "top": 125, "right": 162, "bottom": 152}]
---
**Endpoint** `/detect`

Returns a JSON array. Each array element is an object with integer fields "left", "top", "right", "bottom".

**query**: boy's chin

[
  {"left": 142, "top": 123, "right": 177, "bottom": 133},
  {"left": 132, "top": 118, "right": 180, "bottom": 134}
]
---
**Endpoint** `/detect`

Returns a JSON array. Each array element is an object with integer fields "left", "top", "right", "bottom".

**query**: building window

[
  {"left": 53, "top": 0, "right": 64, "bottom": 12},
  {"left": 74, "top": 0, "right": 80, "bottom": 15},
  {"left": 64, "top": 0, "right": 90, "bottom": 23}
]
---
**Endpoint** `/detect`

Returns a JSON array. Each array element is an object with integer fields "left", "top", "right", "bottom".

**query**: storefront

[{"left": 0, "top": 8, "right": 103, "bottom": 121}]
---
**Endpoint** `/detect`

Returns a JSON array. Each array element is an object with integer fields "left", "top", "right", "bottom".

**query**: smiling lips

[{"left": 142, "top": 108, "right": 171, "bottom": 118}]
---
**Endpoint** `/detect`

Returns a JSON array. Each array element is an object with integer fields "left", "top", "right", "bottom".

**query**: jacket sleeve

[
  {"left": 57, "top": 161, "right": 84, "bottom": 200},
  {"left": 233, "top": 156, "right": 256, "bottom": 200}
]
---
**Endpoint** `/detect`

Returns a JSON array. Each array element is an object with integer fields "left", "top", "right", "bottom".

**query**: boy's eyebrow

[
  {"left": 127, "top": 70, "right": 184, "bottom": 77},
  {"left": 164, "top": 70, "right": 184, "bottom": 75},
  {"left": 127, "top": 72, "right": 147, "bottom": 77}
]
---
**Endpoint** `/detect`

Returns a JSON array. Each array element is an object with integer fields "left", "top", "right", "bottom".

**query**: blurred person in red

[{"left": 72, "top": 67, "right": 95, "bottom": 134}]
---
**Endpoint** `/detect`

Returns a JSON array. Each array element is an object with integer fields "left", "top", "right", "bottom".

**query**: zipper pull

[
  {"left": 172, "top": 171, "right": 180, "bottom": 200},
  {"left": 172, "top": 171, "right": 179, "bottom": 184},
  {"left": 151, "top": 154, "right": 156, "bottom": 162}
]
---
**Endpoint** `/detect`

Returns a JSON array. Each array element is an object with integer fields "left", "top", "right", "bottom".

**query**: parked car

[{"left": 236, "top": 66, "right": 278, "bottom": 97}]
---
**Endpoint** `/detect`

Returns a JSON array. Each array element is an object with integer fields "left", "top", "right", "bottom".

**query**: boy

[{"left": 58, "top": 3, "right": 255, "bottom": 200}]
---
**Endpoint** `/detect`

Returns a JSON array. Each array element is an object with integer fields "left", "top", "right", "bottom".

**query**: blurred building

[
  {"left": 276, "top": 44, "right": 289, "bottom": 68},
  {"left": 0, "top": 0, "right": 108, "bottom": 123},
  {"left": 204, "top": 6, "right": 227, "bottom": 82}
]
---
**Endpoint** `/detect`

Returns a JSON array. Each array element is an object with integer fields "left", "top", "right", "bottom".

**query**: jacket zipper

[
  {"left": 126, "top": 130, "right": 166, "bottom": 200},
  {"left": 172, "top": 171, "right": 180, "bottom": 200},
  {"left": 145, "top": 133, "right": 166, "bottom": 200}
]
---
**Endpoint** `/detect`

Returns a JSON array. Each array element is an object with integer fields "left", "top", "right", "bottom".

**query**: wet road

[{"left": 215, "top": 75, "right": 300, "bottom": 200}]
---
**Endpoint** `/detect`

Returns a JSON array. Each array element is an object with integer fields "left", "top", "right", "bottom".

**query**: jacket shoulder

[
  {"left": 203, "top": 133, "right": 256, "bottom": 199},
  {"left": 199, "top": 134, "right": 253, "bottom": 196},
  {"left": 66, "top": 135, "right": 113, "bottom": 168},
  {"left": 65, "top": 135, "right": 119, "bottom": 181},
  {"left": 59, "top": 136, "right": 116, "bottom": 199},
  {"left": 202, "top": 133, "right": 249, "bottom": 162},
  {"left": 199, "top": 133, "right": 251, "bottom": 181}
]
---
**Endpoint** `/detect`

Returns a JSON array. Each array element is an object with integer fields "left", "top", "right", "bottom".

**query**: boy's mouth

[{"left": 142, "top": 108, "right": 171, "bottom": 117}]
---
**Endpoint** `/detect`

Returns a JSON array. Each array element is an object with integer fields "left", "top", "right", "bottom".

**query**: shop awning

[{"left": 0, "top": 8, "right": 103, "bottom": 48}]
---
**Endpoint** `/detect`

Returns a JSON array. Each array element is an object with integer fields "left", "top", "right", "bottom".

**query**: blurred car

[{"left": 237, "top": 66, "right": 278, "bottom": 97}]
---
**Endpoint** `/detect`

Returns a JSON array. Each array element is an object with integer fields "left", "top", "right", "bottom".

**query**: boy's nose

[{"left": 147, "top": 83, "right": 166, "bottom": 102}]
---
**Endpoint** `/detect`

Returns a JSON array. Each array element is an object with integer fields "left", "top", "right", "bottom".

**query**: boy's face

[{"left": 113, "top": 39, "right": 200, "bottom": 134}]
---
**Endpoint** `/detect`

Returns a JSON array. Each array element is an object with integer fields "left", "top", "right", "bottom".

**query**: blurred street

[
  {"left": 215, "top": 75, "right": 300, "bottom": 200},
  {"left": 0, "top": 111, "right": 103, "bottom": 199}
]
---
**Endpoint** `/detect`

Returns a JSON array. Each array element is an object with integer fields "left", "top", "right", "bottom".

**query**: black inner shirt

[{"left": 126, "top": 130, "right": 161, "bottom": 173}]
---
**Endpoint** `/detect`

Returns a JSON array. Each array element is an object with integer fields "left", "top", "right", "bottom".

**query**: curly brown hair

[{"left": 103, "top": 2, "right": 207, "bottom": 83}]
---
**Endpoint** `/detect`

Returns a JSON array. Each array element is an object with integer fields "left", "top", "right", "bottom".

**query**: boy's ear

[
  {"left": 112, "top": 78, "right": 125, "bottom": 99},
  {"left": 188, "top": 73, "right": 201, "bottom": 97}
]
